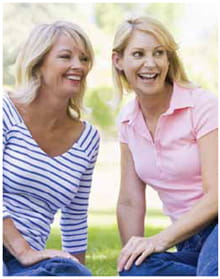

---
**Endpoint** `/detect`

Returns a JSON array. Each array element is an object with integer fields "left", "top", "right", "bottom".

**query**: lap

[
  {"left": 197, "top": 224, "right": 218, "bottom": 276},
  {"left": 120, "top": 222, "right": 218, "bottom": 276},
  {"left": 120, "top": 250, "right": 198, "bottom": 276},
  {"left": 5, "top": 256, "right": 91, "bottom": 276}
]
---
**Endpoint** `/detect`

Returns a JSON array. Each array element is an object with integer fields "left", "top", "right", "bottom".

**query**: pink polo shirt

[{"left": 118, "top": 83, "right": 218, "bottom": 222}]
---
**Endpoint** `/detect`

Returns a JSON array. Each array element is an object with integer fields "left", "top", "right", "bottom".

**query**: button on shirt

[{"left": 118, "top": 83, "right": 218, "bottom": 222}]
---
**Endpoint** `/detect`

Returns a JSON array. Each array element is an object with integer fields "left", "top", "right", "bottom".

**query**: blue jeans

[
  {"left": 120, "top": 221, "right": 218, "bottom": 276},
  {"left": 3, "top": 248, "right": 91, "bottom": 276}
]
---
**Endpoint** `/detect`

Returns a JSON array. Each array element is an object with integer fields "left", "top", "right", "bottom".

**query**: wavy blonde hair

[
  {"left": 13, "top": 20, "right": 94, "bottom": 119},
  {"left": 112, "top": 17, "right": 193, "bottom": 101}
]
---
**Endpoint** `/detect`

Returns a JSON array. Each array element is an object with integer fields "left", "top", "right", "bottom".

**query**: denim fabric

[
  {"left": 197, "top": 224, "right": 218, "bottom": 276},
  {"left": 120, "top": 221, "right": 218, "bottom": 276},
  {"left": 3, "top": 249, "right": 91, "bottom": 276}
]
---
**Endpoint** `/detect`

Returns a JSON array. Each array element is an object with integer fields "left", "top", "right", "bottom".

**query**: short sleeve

[
  {"left": 191, "top": 90, "right": 218, "bottom": 140},
  {"left": 116, "top": 103, "right": 132, "bottom": 144},
  {"left": 118, "top": 122, "right": 128, "bottom": 144}
]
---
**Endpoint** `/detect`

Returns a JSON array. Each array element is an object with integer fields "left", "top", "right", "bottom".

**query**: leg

[
  {"left": 7, "top": 257, "right": 91, "bottom": 276},
  {"left": 119, "top": 250, "right": 198, "bottom": 276},
  {"left": 3, "top": 261, "right": 9, "bottom": 276},
  {"left": 197, "top": 224, "right": 218, "bottom": 276}
]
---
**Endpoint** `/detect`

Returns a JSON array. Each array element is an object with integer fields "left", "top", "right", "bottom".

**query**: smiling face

[
  {"left": 114, "top": 30, "right": 170, "bottom": 97},
  {"left": 39, "top": 33, "right": 90, "bottom": 100}
]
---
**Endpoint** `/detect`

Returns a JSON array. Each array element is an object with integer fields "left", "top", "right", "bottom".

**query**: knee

[
  {"left": 197, "top": 260, "right": 218, "bottom": 276},
  {"left": 44, "top": 257, "right": 92, "bottom": 276},
  {"left": 119, "top": 255, "right": 161, "bottom": 276},
  {"left": 3, "top": 262, "right": 9, "bottom": 276},
  {"left": 119, "top": 262, "right": 148, "bottom": 276},
  {"left": 197, "top": 225, "right": 218, "bottom": 276}
]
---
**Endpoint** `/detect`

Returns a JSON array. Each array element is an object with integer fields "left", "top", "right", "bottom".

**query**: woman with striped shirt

[{"left": 3, "top": 21, "right": 99, "bottom": 276}]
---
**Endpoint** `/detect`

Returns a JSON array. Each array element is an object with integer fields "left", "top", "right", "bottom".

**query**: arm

[
  {"left": 117, "top": 143, "right": 146, "bottom": 245},
  {"left": 3, "top": 217, "right": 35, "bottom": 263},
  {"left": 73, "top": 253, "right": 85, "bottom": 265},
  {"left": 118, "top": 129, "right": 218, "bottom": 271},
  {"left": 61, "top": 138, "right": 99, "bottom": 265},
  {"left": 158, "top": 129, "right": 218, "bottom": 246},
  {"left": 3, "top": 218, "right": 80, "bottom": 266}
]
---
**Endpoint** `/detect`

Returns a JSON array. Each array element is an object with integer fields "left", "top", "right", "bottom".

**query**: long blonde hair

[
  {"left": 112, "top": 17, "right": 192, "bottom": 101},
  {"left": 13, "top": 20, "right": 94, "bottom": 119}
]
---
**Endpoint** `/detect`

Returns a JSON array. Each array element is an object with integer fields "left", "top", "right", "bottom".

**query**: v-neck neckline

[{"left": 6, "top": 95, "right": 87, "bottom": 158}]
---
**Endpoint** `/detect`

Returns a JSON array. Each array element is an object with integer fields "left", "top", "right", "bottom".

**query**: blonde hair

[
  {"left": 112, "top": 17, "right": 192, "bottom": 101},
  {"left": 13, "top": 20, "right": 94, "bottom": 119}
]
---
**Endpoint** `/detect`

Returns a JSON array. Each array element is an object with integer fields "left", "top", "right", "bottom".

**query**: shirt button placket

[{"left": 155, "top": 127, "right": 163, "bottom": 178}]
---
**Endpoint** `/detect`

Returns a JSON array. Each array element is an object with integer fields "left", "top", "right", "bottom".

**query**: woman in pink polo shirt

[{"left": 112, "top": 17, "right": 218, "bottom": 276}]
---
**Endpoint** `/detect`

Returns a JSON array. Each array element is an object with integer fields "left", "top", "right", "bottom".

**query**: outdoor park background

[{"left": 3, "top": 2, "right": 218, "bottom": 276}]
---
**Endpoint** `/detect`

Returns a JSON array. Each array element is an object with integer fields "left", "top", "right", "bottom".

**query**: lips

[
  {"left": 138, "top": 73, "right": 158, "bottom": 80},
  {"left": 65, "top": 74, "right": 82, "bottom": 81}
]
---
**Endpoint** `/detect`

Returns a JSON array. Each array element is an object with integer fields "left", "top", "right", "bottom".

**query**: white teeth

[
  {"left": 139, "top": 73, "right": 157, "bottom": 79},
  {"left": 67, "top": 75, "right": 81, "bottom": 81}
]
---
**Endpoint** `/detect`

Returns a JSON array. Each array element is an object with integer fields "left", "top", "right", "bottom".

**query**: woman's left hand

[{"left": 117, "top": 235, "right": 167, "bottom": 272}]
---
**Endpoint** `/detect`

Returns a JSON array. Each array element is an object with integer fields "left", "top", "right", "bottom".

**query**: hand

[
  {"left": 117, "top": 235, "right": 167, "bottom": 272},
  {"left": 18, "top": 247, "right": 79, "bottom": 267}
]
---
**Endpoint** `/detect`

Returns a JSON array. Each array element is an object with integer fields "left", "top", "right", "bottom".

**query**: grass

[
  {"left": 46, "top": 209, "right": 168, "bottom": 276},
  {"left": 45, "top": 141, "right": 172, "bottom": 275}
]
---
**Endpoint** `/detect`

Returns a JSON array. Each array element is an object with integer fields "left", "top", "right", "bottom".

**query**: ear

[{"left": 112, "top": 52, "right": 124, "bottom": 71}]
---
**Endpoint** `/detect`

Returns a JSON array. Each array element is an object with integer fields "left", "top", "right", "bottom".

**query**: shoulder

[
  {"left": 3, "top": 91, "right": 23, "bottom": 129},
  {"left": 84, "top": 121, "right": 100, "bottom": 140},
  {"left": 78, "top": 121, "right": 100, "bottom": 152},
  {"left": 190, "top": 86, "right": 217, "bottom": 107},
  {"left": 117, "top": 98, "right": 137, "bottom": 125},
  {"left": 187, "top": 86, "right": 218, "bottom": 138}
]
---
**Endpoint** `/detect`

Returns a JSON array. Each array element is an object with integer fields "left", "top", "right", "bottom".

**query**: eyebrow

[
  {"left": 131, "top": 45, "right": 165, "bottom": 50},
  {"left": 58, "top": 48, "right": 72, "bottom": 52},
  {"left": 58, "top": 48, "right": 87, "bottom": 56}
]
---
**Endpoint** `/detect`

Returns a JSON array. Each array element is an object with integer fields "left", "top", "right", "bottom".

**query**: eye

[
  {"left": 59, "top": 54, "right": 71, "bottom": 59},
  {"left": 154, "top": 49, "right": 166, "bottom": 57},
  {"left": 132, "top": 51, "right": 144, "bottom": 58},
  {"left": 80, "top": 55, "right": 89, "bottom": 63}
]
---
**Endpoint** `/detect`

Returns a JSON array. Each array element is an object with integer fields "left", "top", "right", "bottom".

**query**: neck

[
  {"left": 137, "top": 83, "right": 173, "bottom": 120},
  {"left": 22, "top": 90, "right": 71, "bottom": 130}
]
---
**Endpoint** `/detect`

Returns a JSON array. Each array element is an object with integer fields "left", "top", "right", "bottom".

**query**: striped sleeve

[
  {"left": 3, "top": 94, "right": 22, "bottom": 219},
  {"left": 60, "top": 128, "right": 100, "bottom": 254}
]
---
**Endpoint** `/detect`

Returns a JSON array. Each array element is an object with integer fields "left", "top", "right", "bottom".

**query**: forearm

[
  {"left": 3, "top": 217, "right": 33, "bottom": 259},
  {"left": 158, "top": 192, "right": 218, "bottom": 250},
  {"left": 117, "top": 203, "right": 145, "bottom": 246},
  {"left": 73, "top": 252, "right": 85, "bottom": 265}
]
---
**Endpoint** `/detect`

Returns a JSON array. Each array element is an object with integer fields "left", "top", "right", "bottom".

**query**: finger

[
  {"left": 124, "top": 251, "right": 142, "bottom": 271},
  {"left": 117, "top": 248, "right": 134, "bottom": 272},
  {"left": 117, "top": 244, "right": 133, "bottom": 271},
  {"left": 117, "top": 253, "right": 130, "bottom": 272},
  {"left": 135, "top": 249, "right": 152, "bottom": 266}
]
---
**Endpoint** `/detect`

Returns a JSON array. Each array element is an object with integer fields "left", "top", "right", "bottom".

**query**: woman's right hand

[{"left": 18, "top": 247, "right": 79, "bottom": 266}]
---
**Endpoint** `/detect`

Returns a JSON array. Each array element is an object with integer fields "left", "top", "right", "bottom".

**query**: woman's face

[
  {"left": 39, "top": 33, "right": 90, "bottom": 99},
  {"left": 114, "top": 30, "right": 170, "bottom": 96}
]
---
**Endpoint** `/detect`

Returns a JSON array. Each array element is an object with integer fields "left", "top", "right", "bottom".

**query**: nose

[
  {"left": 143, "top": 55, "right": 156, "bottom": 68},
  {"left": 70, "top": 57, "right": 83, "bottom": 70}
]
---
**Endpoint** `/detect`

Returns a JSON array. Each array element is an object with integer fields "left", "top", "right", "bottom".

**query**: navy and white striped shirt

[{"left": 3, "top": 94, "right": 100, "bottom": 254}]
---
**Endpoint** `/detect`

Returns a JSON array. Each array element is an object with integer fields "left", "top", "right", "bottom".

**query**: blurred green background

[
  {"left": 3, "top": 2, "right": 218, "bottom": 276},
  {"left": 3, "top": 2, "right": 218, "bottom": 137}
]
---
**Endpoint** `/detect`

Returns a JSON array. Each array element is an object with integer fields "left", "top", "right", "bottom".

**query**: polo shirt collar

[
  {"left": 120, "top": 82, "right": 194, "bottom": 124},
  {"left": 165, "top": 82, "right": 194, "bottom": 115}
]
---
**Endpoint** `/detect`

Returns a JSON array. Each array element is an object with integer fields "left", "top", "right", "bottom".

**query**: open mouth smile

[
  {"left": 137, "top": 73, "right": 159, "bottom": 80},
  {"left": 66, "top": 74, "right": 82, "bottom": 81}
]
